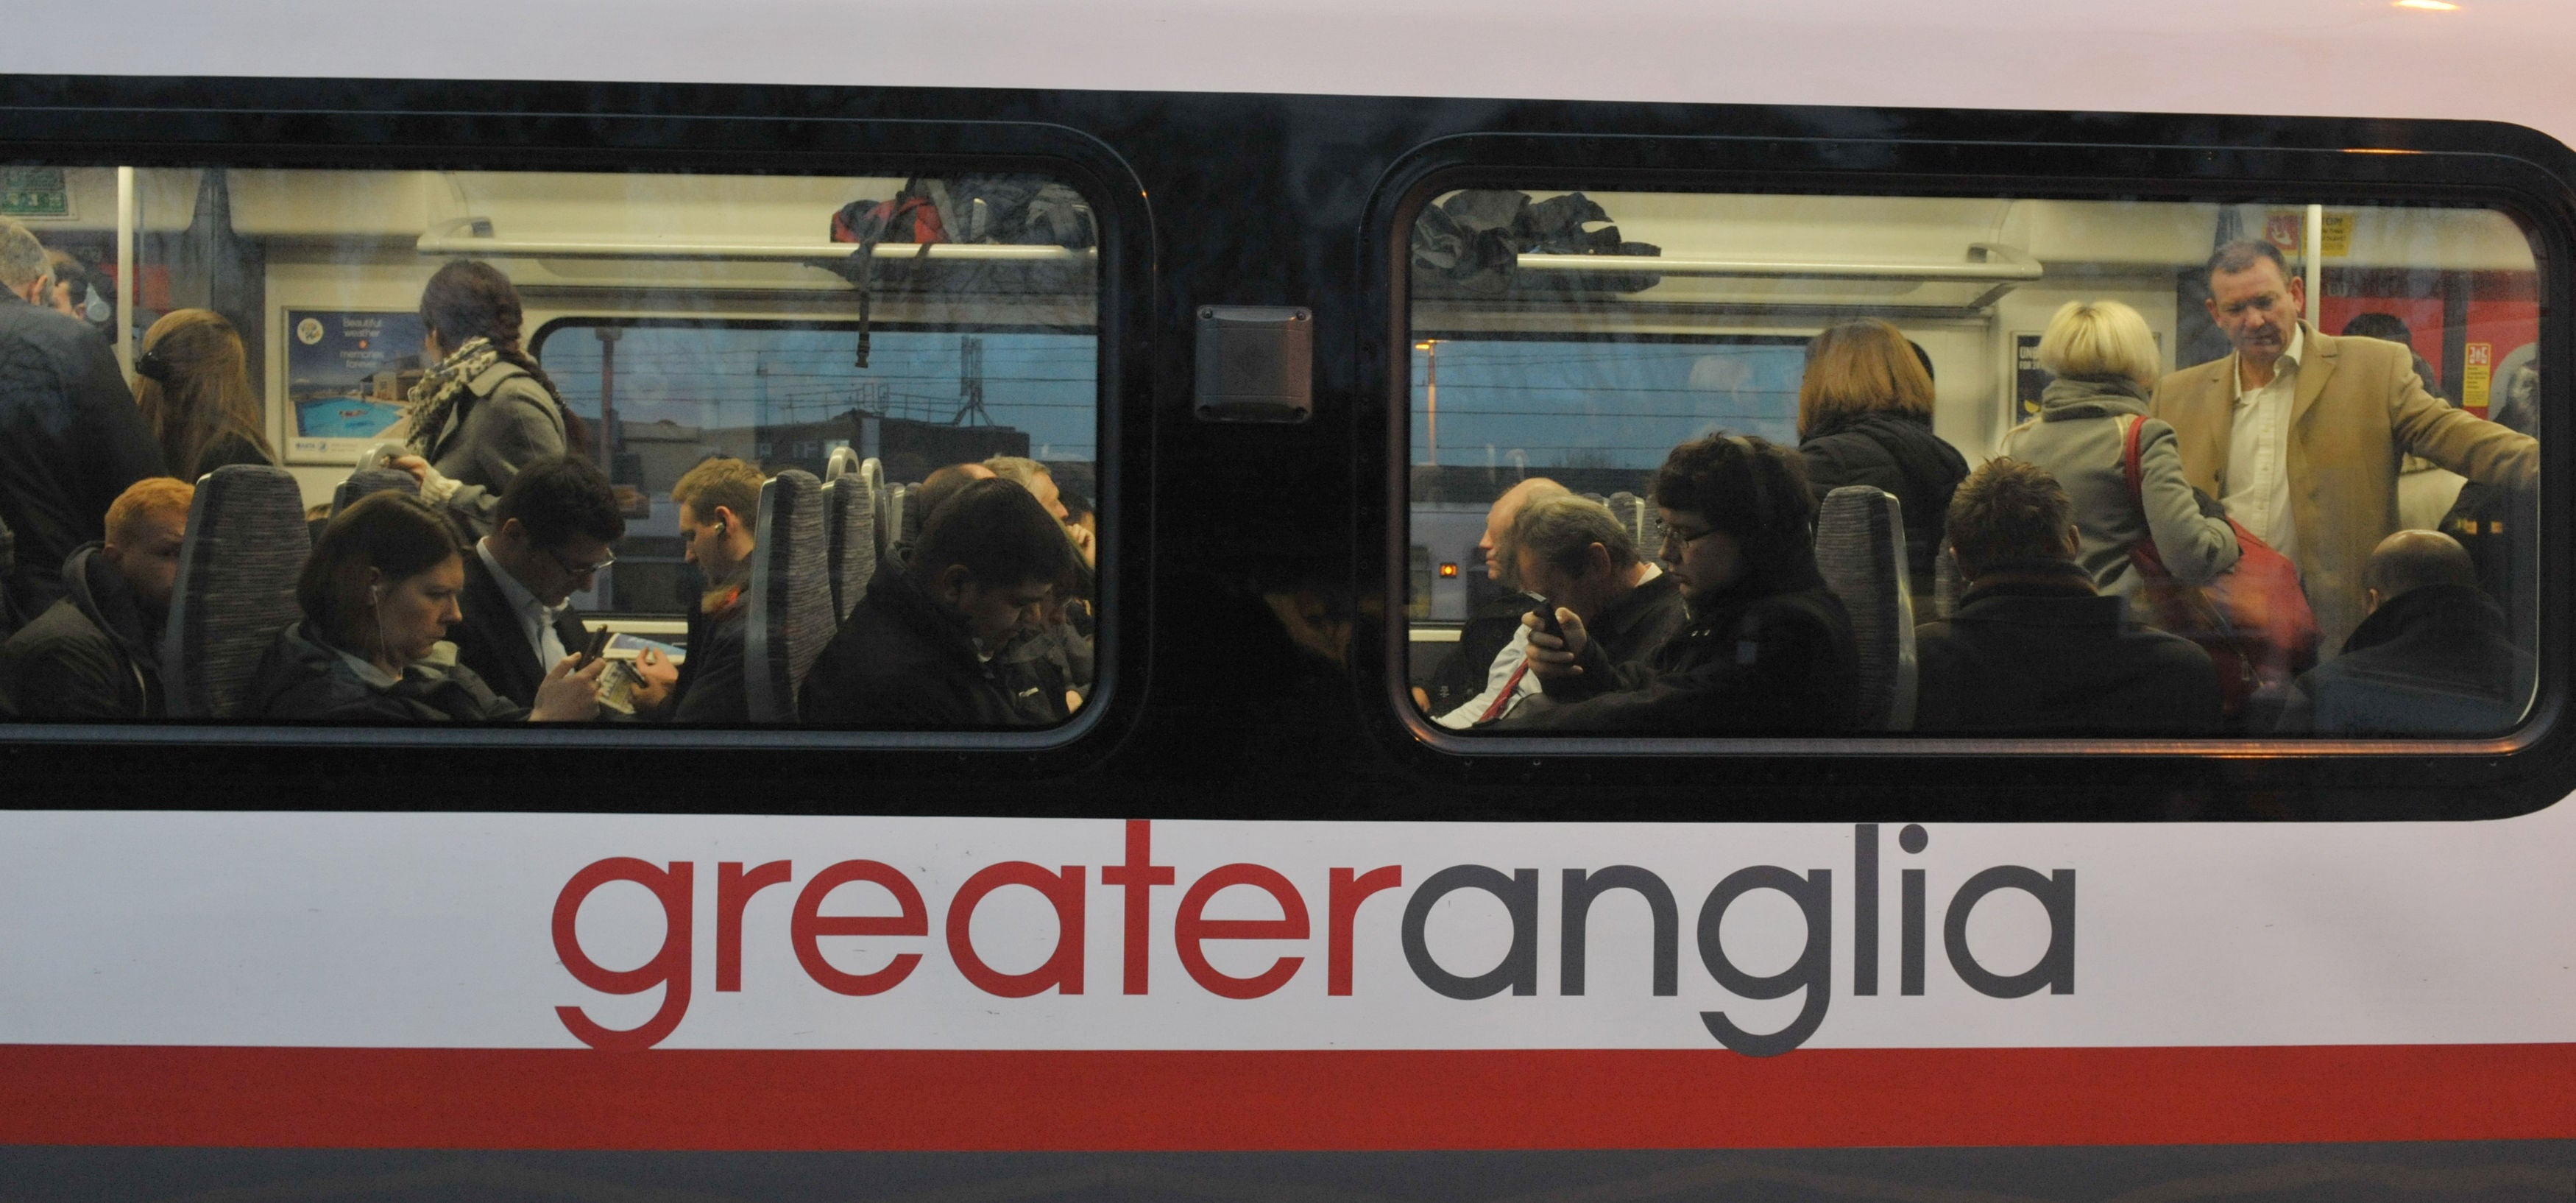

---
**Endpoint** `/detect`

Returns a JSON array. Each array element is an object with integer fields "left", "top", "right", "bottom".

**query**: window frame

[
  {"left": 1365, "top": 127, "right": 2576, "bottom": 786},
  {"left": 0, "top": 99, "right": 1147, "bottom": 756}
]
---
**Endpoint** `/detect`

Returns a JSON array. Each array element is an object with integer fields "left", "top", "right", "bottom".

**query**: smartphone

[
  {"left": 1533, "top": 605, "right": 1565, "bottom": 642},
  {"left": 576, "top": 629, "right": 612, "bottom": 668}
]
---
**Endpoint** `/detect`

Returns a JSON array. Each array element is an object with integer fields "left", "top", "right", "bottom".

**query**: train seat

[
  {"left": 885, "top": 484, "right": 912, "bottom": 559},
  {"left": 1814, "top": 484, "right": 1918, "bottom": 733},
  {"left": 160, "top": 465, "right": 311, "bottom": 719},
  {"left": 330, "top": 468, "right": 421, "bottom": 515},
  {"left": 821, "top": 477, "right": 879, "bottom": 624},
  {"left": 743, "top": 469, "right": 832, "bottom": 722}
]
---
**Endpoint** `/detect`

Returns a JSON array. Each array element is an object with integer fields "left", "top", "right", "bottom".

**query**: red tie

[{"left": 1474, "top": 660, "right": 1532, "bottom": 724}]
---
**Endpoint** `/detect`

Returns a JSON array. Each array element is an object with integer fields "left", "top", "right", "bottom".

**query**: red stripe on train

[{"left": 4, "top": 1044, "right": 2571, "bottom": 1149}]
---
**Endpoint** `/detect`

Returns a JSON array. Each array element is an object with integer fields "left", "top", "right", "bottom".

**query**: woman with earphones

[{"left": 249, "top": 491, "right": 601, "bottom": 722}]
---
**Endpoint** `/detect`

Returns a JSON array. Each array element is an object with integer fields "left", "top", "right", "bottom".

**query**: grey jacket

[
  {"left": 1998, "top": 375, "right": 2238, "bottom": 603},
  {"left": 424, "top": 361, "right": 567, "bottom": 535}
]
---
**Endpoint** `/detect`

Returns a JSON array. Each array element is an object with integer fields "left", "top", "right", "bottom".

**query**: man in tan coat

[{"left": 2151, "top": 240, "right": 2535, "bottom": 656}]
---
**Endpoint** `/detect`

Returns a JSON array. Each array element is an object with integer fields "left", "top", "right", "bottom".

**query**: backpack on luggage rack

[{"left": 824, "top": 176, "right": 1097, "bottom": 368}]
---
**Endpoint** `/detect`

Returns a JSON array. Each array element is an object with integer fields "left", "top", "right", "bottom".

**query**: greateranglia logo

[{"left": 551, "top": 822, "right": 2074, "bottom": 1056}]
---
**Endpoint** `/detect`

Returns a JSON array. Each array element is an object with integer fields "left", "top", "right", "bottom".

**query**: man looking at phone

[
  {"left": 801, "top": 478, "right": 1079, "bottom": 727},
  {"left": 1437, "top": 493, "right": 1683, "bottom": 727},
  {"left": 453, "top": 455, "right": 674, "bottom": 712}
]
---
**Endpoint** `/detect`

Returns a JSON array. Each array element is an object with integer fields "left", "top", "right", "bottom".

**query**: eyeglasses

[
  {"left": 1660, "top": 526, "right": 1719, "bottom": 552},
  {"left": 547, "top": 546, "right": 616, "bottom": 576}
]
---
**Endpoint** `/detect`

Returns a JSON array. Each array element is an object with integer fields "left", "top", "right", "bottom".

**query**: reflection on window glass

[
  {"left": 0, "top": 167, "right": 1100, "bottom": 731},
  {"left": 1406, "top": 190, "right": 2542, "bottom": 740}
]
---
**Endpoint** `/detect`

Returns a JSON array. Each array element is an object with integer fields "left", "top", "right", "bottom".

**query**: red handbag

[{"left": 2118, "top": 414, "right": 2321, "bottom": 715}]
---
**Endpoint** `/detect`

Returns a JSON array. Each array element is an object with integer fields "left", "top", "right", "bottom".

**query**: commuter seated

[
  {"left": 2276, "top": 530, "right": 2533, "bottom": 735},
  {"left": 1504, "top": 434, "right": 1858, "bottom": 735},
  {"left": 800, "top": 478, "right": 1080, "bottom": 727},
  {"left": 896, "top": 461, "right": 995, "bottom": 565},
  {"left": 249, "top": 492, "right": 601, "bottom": 722},
  {"left": 663, "top": 456, "right": 764, "bottom": 723},
  {"left": 1443, "top": 493, "right": 1685, "bottom": 728},
  {"left": 1418, "top": 476, "right": 1565, "bottom": 719},
  {"left": 1912, "top": 459, "right": 2221, "bottom": 735},
  {"left": 450, "top": 455, "right": 674, "bottom": 712},
  {"left": 0, "top": 477, "right": 191, "bottom": 719}
]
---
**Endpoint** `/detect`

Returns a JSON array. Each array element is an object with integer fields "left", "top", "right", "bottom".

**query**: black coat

[
  {"left": 449, "top": 550, "right": 590, "bottom": 710},
  {"left": 248, "top": 621, "right": 524, "bottom": 722},
  {"left": 667, "top": 590, "right": 750, "bottom": 723},
  {"left": 1798, "top": 412, "right": 1968, "bottom": 600},
  {"left": 1913, "top": 563, "right": 2221, "bottom": 735},
  {"left": 0, "top": 293, "right": 164, "bottom": 615},
  {"left": 800, "top": 562, "right": 1058, "bottom": 727},
  {"left": 1512, "top": 564, "right": 1857, "bottom": 735},
  {"left": 0, "top": 543, "right": 165, "bottom": 719},
  {"left": 2276, "top": 584, "right": 2533, "bottom": 735}
]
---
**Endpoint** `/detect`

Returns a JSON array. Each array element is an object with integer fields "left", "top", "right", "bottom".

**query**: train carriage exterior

[{"left": 2, "top": 0, "right": 2573, "bottom": 1197}]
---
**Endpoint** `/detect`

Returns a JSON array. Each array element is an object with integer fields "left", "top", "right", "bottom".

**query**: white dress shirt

[
  {"left": 1435, "top": 624, "right": 1538, "bottom": 730},
  {"left": 475, "top": 538, "right": 567, "bottom": 669},
  {"left": 2221, "top": 323, "right": 2302, "bottom": 559}
]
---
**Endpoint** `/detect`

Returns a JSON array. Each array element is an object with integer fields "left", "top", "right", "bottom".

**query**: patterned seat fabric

[
  {"left": 331, "top": 468, "right": 420, "bottom": 515},
  {"left": 161, "top": 465, "right": 313, "bottom": 718},
  {"left": 1814, "top": 484, "right": 1917, "bottom": 732},
  {"left": 743, "top": 470, "right": 832, "bottom": 722},
  {"left": 893, "top": 483, "right": 920, "bottom": 552},
  {"left": 822, "top": 477, "right": 878, "bottom": 624}
]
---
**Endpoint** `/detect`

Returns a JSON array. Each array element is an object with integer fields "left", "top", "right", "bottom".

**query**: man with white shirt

[
  {"left": 2152, "top": 239, "right": 2536, "bottom": 655},
  {"left": 451, "top": 455, "right": 671, "bottom": 710}
]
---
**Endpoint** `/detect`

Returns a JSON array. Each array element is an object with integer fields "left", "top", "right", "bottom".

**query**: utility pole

[{"left": 953, "top": 335, "right": 991, "bottom": 426}]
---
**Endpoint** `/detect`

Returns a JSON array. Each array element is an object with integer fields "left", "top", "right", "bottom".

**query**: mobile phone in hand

[
  {"left": 1534, "top": 605, "right": 1565, "bottom": 642},
  {"left": 576, "top": 629, "right": 612, "bottom": 669}
]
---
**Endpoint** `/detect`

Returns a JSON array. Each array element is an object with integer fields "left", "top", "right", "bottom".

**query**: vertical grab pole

[
  {"left": 114, "top": 166, "right": 135, "bottom": 376},
  {"left": 2304, "top": 202, "right": 2324, "bottom": 329}
]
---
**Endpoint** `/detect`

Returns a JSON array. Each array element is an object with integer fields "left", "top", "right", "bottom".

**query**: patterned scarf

[{"left": 404, "top": 336, "right": 503, "bottom": 454}]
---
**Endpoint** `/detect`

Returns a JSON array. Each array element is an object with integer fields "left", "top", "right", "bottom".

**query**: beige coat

[{"left": 2151, "top": 324, "right": 2535, "bottom": 656}]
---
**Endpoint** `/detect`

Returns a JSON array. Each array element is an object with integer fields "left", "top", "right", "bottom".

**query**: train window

[
  {"left": 0, "top": 166, "right": 1103, "bottom": 731},
  {"left": 1404, "top": 190, "right": 2545, "bottom": 743}
]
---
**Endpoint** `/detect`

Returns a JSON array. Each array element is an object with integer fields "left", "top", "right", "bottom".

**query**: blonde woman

[
  {"left": 1794, "top": 318, "right": 1968, "bottom": 600},
  {"left": 1998, "top": 300, "right": 2237, "bottom": 602},
  {"left": 132, "top": 308, "right": 276, "bottom": 479}
]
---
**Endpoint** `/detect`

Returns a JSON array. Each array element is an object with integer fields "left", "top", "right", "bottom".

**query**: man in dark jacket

[
  {"left": 1442, "top": 493, "right": 1685, "bottom": 727},
  {"left": 0, "top": 218, "right": 165, "bottom": 624},
  {"left": 452, "top": 456, "right": 671, "bottom": 710},
  {"left": 663, "top": 456, "right": 764, "bottom": 723},
  {"left": 1912, "top": 458, "right": 2220, "bottom": 735},
  {"left": 2276, "top": 530, "right": 2532, "bottom": 735},
  {"left": 0, "top": 477, "right": 191, "bottom": 719},
  {"left": 1510, "top": 434, "right": 1857, "bottom": 735},
  {"left": 802, "top": 478, "right": 1080, "bottom": 727}
]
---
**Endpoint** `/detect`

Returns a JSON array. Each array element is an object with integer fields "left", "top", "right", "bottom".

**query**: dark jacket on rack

[
  {"left": 1912, "top": 560, "right": 2221, "bottom": 735},
  {"left": 0, "top": 292, "right": 164, "bottom": 617},
  {"left": 248, "top": 621, "right": 525, "bottom": 722},
  {"left": 0, "top": 543, "right": 167, "bottom": 719},
  {"left": 800, "top": 562, "right": 1059, "bottom": 727},
  {"left": 2276, "top": 583, "right": 2532, "bottom": 735},
  {"left": 448, "top": 550, "right": 590, "bottom": 710},
  {"left": 1797, "top": 412, "right": 1969, "bottom": 601},
  {"left": 1509, "top": 560, "right": 1857, "bottom": 735}
]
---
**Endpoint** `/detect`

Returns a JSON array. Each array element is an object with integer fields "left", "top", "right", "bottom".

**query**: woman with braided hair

[{"left": 392, "top": 260, "right": 587, "bottom": 535}]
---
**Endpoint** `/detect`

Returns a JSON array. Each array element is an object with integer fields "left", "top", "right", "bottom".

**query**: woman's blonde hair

[
  {"left": 135, "top": 308, "right": 274, "bottom": 477},
  {"left": 1797, "top": 319, "right": 1935, "bottom": 440},
  {"left": 2037, "top": 300, "right": 2161, "bottom": 386}
]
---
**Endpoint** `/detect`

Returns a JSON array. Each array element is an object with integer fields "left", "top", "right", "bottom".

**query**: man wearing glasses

[{"left": 453, "top": 455, "right": 673, "bottom": 711}]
